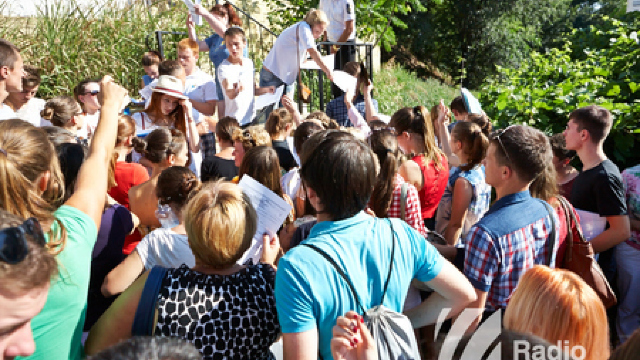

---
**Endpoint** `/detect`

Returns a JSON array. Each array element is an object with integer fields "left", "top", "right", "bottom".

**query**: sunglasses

[
  {"left": 84, "top": 90, "right": 100, "bottom": 96},
  {"left": 493, "top": 125, "right": 517, "bottom": 165},
  {"left": 0, "top": 217, "right": 46, "bottom": 265}
]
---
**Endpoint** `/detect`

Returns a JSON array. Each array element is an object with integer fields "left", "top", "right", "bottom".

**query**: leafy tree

[{"left": 481, "top": 15, "right": 640, "bottom": 170}]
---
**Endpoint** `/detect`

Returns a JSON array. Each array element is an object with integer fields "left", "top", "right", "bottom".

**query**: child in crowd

[
  {"left": 140, "top": 51, "right": 162, "bottom": 89},
  {"left": 549, "top": 133, "right": 578, "bottom": 198},
  {"left": 40, "top": 96, "right": 86, "bottom": 142},
  {"left": 200, "top": 116, "right": 240, "bottom": 181},
  {"left": 4, "top": 64, "right": 46, "bottom": 127},
  {"left": 102, "top": 166, "right": 200, "bottom": 297},
  {"left": 217, "top": 27, "right": 274, "bottom": 127},
  {"left": 265, "top": 108, "right": 297, "bottom": 172},
  {"left": 435, "top": 121, "right": 491, "bottom": 247}
]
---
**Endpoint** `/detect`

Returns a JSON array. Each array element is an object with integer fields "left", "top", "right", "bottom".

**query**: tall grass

[{"left": 0, "top": 0, "right": 204, "bottom": 98}]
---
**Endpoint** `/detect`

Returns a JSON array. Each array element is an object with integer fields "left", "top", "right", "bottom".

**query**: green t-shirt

[{"left": 20, "top": 205, "right": 98, "bottom": 360}]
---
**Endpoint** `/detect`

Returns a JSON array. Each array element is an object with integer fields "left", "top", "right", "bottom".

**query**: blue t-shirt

[{"left": 275, "top": 212, "right": 444, "bottom": 360}]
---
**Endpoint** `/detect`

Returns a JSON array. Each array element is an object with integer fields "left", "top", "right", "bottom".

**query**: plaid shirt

[
  {"left": 325, "top": 94, "right": 379, "bottom": 127},
  {"left": 464, "top": 191, "right": 559, "bottom": 311},
  {"left": 386, "top": 174, "right": 427, "bottom": 237}
]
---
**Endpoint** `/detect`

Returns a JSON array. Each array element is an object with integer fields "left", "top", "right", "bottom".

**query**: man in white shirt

[
  {"left": 0, "top": 39, "right": 25, "bottom": 121},
  {"left": 319, "top": 0, "right": 356, "bottom": 98},
  {"left": 4, "top": 65, "right": 46, "bottom": 127}
]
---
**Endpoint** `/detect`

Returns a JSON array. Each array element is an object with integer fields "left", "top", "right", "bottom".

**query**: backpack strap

[
  {"left": 301, "top": 219, "right": 396, "bottom": 312},
  {"left": 400, "top": 183, "right": 408, "bottom": 221},
  {"left": 131, "top": 266, "right": 168, "bottom": 336},
  {"left": 540, "top": 201, "right": 557, "bottom": 267}
]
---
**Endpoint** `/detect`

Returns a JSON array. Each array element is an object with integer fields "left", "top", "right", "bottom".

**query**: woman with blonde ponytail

[
  {"left": 435, "top": 121, "right": 491, "bottom": 247},
  {"left": 0, "top": 77, "right": 128, "bottom": 360},
  {"left": 391, "top": 105, "right": 449, "bottom": 229}
]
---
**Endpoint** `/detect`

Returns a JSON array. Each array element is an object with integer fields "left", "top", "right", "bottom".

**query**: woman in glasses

[
  {"left": 391, "top": 106, "right": 449, "bottom": 230},
  {"left": 0, "top": 77, "right": 128, "bottom": 360},
  {"left": 73, "top": 78, "right": 102, "bottom": 139},
  {"left": 187, "top": 2, "right": 244, "bottom": 117}
]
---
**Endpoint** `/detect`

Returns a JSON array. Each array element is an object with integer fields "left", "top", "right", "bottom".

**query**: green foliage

[
  {"left": 0, "top": 0, "right": 191, "bottom": 98},
  {"left": 374, "top": 64, "right": 458, "bottom": 115},
  {"left": 264, "top": 0, "right": 427, "bottom": 51},
  {"left": 481, "top": 15, "right": 640, "bottom": 169},
  {"left": 393, "top": 0, "right": 577, "bottom": 89}
]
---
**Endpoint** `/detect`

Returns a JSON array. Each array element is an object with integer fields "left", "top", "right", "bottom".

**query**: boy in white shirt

[{"left": 218, "top": 27, "right": 274, "bottom": 127}]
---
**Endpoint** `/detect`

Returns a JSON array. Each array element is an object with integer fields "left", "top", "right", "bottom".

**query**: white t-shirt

[
  {"left": 13, "top": 98, "right": 46, "bottom": 127},
  {"left": 217, "top": 58, "right": 256, "bottom": 126},
  {"left": 0, "top": 104, "right": 16, "bottom": 121},
  {"left": 77, "top": 111, "right": 100, "bottom": 140},
  {"left": 263, "top": 21, "right": 316, "bottom": 85},
  {"left": 319, "top": 0, "right": 356, "bottom": 42},
  {"left": 135, "top": 228, "right": 195, "bottom": 270}
]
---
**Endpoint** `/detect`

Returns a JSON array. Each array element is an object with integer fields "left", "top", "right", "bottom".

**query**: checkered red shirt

[{"left": 386, "top": 174, "right": 427, "bottom": 237}]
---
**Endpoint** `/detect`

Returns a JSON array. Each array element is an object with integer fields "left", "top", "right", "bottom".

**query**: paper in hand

[
  {"left": 237, "top": 175, "right": 292, "bottom": 265},
  {"left": 254, "top": 85, "right": 284, "bottom": 110},
  {"left": 332, "top": 70, "right": 357, "bottom": 94},
  {"left": 300, "top": 54, "right": 335, "bottom": 70},
  {"left": 182, "top": 0, "right": 202, "bottom": 26}
]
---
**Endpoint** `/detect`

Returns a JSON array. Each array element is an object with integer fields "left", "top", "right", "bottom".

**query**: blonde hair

[
  {"left": 41, "top": 96, "right": 81, "bottom": 128},
  {"left": 0, "top": 119, "right": 67, "bottom": 254},
  {"left": 184, "top": 181, "right": 257, "bottom": 269},
  {"left": 304, "top": 8, "right": 328, "bottom": 27},
  {"left": 504, "top": 266, "right": 610, "bottom": 360},
  {"left": 232, "top": 125, "right": 271, "bottom": 152}
]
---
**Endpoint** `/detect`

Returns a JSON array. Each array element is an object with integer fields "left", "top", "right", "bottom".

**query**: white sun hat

[{"left": 152, "top": 75, "right": 189, "bottom": 100}]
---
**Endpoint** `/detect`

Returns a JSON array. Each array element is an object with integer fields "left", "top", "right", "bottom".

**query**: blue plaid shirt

[
  {"left": 464, "top": 191, "right": 559, "bottom": 311},
  {"left": 325, "top": 94, "right": 378, "bottom": 127}
]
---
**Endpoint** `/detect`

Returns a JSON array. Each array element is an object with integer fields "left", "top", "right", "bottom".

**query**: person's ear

[
  {"left": 305, "top": 185, "right": 322, "bottom": 212},
  {"left": 38, "top": 170, "right": 51, "bottom": 193},
  {"left": 167, "top": 153, "right": 177, "bottom": 166},
  {"left": 0, "top": 65, "right": 8, "bottom": 79}
]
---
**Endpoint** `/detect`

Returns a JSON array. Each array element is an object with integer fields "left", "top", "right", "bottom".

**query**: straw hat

[{"left": 152, "top": 75, "right": 188, "bottom": 100}]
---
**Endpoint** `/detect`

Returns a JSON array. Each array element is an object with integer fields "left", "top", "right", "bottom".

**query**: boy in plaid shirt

[{"left": 463, "top": 125, "right": 560, "bottom": 331}]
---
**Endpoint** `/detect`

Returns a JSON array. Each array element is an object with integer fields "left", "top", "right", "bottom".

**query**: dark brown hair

[
  {"left": 450, "top": 96, "right": 466, "bottom": 114},
  {"left": 390, "top": 105, "right": 444, "bottom": 169},
  {"left": 0, "top": 39, "right": 19, "bottom": 69},
  {"left": 452, "top": 121, "right": 488, "bottom": 171},
  {"left": 132, "top": 128, "right": 186, "bottom": 164},
  {"left": 549, "top": 133, "right": 575, "bottom": 161},
  {"left": 490, "top": 125, "right": 552, "bottom": 184},
  {"left": 300, "top": 130, "right": 377, "bottom": 221},
  {"left": 467, "top": 113, "right": 493, "bottom": 137},
  {"left": 569, "top": 105, "right": 612, "bottom": 144},
  {"left": 293, "top": 121, "right": 323, "bottom": 155},
  {"left": 73, "top": 78, "right": 100, "bottom": 111},
  {"left": 156, "top": 166, "right": 201, "bottom": 211},
  {"left": 216, "top": 116, "right": 240, "bottom": 144},
  {"left": 158, "top": 60, "right": 183, "bottom": 77},
  {"left": 238, "top": 146, "right": 284, "bottom": 198},
  {"left": 141, "top": 50, "right": 163, "bottom": 67},
  {"left": 368, "top": 129, "right": 399, "bottom": 217},
  {"left": 210, "top": 2, "right": 242, "bottom": 26},
  {"left": 23, "top": 65, "right": 41, "bottom": 89}
]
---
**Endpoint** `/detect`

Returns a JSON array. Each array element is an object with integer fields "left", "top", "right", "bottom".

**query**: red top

[
  {"left": 107, "top": 161, "right": 150, "bottom": 255},
  {"left": 412, "top": 153, "right": 449, "bottom": 219},
  {"left": 108, "top": 162, "right": 150, "bottom": 209}
]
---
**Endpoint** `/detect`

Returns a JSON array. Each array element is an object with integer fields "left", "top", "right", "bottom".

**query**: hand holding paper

[
  {"left": 254, "top": 85, "right": 284, "bottom": 110},
  {"left": 182, "top": 0, "right": 202, "bottom": 26}
]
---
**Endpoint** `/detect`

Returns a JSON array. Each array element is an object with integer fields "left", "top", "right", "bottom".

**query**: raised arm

[
  {"left": 194, "top": 4, "right": 227, "bottom": 38},
  {"left": 436, "top": 99, "right": 461, "bottom": 167},
  {"left": 65, "top": 77, "right": 127, "bottom": 227},
  {"left": 308, "top": 47, "right": 333, "bottom": 82},
  {"left": 281, "top": 94, "right": 302, "bottom": 126},
  {"left": 186, "top": 13, "right": 209, "bottom": 52},
  {"left": 180, "top": 99, "right": 201, "bottom": 153}
]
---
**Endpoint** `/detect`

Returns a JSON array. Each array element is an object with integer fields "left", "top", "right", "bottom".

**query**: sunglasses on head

[
  {"left": 493, "top": 125, "right": 517, "bottom": 165},
  {"left": 85, "top": 90, "right": 100, "bottom": 96},
  {"left": 0, "top": 217, "right": 46, "bottom": 265}
]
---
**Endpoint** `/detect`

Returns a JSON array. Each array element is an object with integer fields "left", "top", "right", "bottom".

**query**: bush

[{"left": 481, "top": 15, "right": 640, "bottom": 170}]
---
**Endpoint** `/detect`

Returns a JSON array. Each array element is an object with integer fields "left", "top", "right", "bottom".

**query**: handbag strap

[
  {"left": 131, "top": 266, "right": 168, "bottom": 336},
  {"left": 301, "top": 218, "right": 397, "bottom": 313},
  {"left": 296, "top": 23, "right": 303, "bottom": 102},
  {"left": 556, "top": 196, "right": 574, "bottom": 262},
  {"left": 400, "top": 183, "right": 408, "bottom": 221},
  {"left": 541, "top": 201, "right": 557, "bottom": 267}
]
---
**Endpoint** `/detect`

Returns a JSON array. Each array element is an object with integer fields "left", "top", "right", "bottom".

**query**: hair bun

[
  {"left": 131, "top": 137, "right": 148, "bottom": 154},
  {"left": 41, "top": 107, "right": 54, "bottom": 120}
]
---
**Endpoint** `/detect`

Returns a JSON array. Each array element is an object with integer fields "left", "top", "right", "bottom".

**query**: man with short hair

[
  {"left": 0, "top": 210, "right": 58, "bottom": 359},
  {"left": 4, "top": 65, "right": 46, "bottom": 127},
  {"left": 275, "top": 130, "right": 476, "bottom": 360},
  {"left": 563, "top": 105, "right": 630, "bottom": 253},
  {"left": 0, "top": 39, "right": 25, "bottom": 121},
  {"left": 463, "top": 125, "right": 559, "bottom": 331},
  {"left": 176, "top": 38, "right": 218, "bottom": 119}
]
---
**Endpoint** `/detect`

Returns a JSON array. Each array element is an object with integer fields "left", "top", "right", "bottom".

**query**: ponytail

[
  {"left": 453, "top": 122, "right": 488, "bottom": 171},
  {"left": 368, "top": 129, "right": 400, "bottom": 217}
]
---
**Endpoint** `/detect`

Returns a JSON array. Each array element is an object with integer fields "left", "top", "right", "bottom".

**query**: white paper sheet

[
  {"left": 237, "top": 175, "right": 292, "bottom": 265},
  {"left": 575, "top": 209, "right": 607, "bottom": 241},
  {"left": 332, "top": 70, "right": 357, "bottom": 94},
  {"left": 182, "top": 0, "right": 202, "bottom": 26},
  {"left": 300, "top": 54, "right": 335, "bottom": 70},
  {"left": 254, "top": 85, "right": 284, "bottom": 110}
]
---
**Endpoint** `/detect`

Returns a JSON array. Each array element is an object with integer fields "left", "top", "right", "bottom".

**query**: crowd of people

[{"left": 0, "top": 2, "right": 639, "bottom": 360}]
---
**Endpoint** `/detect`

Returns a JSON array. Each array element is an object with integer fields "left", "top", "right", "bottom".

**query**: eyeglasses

[
  {"left": 84, "top": 90, "right": 100, "bottom": 96},
  {"left": 0, "top": 217, "right": 46, "bottom": 265},
  {"left": 493, "top": 125, "right": 516, "bottom": 165}
]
